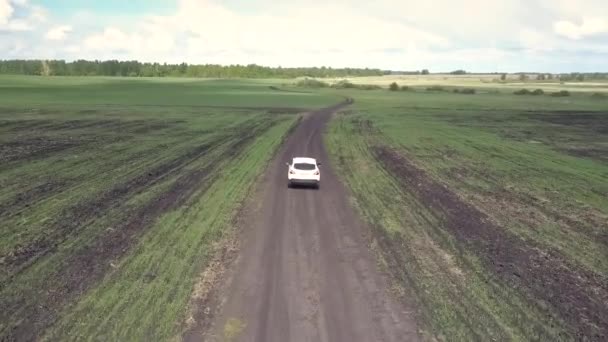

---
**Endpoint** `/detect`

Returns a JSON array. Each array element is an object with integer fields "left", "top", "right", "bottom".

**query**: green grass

[
  {"left": 0, "top": 75, "right": 340, "bottom": 340},
  {"left": 44, "top": 118, "right": 295, "bottom": 341},
  {"left": 318, "top": 74, "right": 608, "bottom": 94},
  {"left": 0, "top": 75, "right": 338, "bottom": 108},
  {"left": 326, "top": 89, "right": 608, "bottom": 340},
  {"left": 4, "top": 73, "right": 607, "bottom": 340}
]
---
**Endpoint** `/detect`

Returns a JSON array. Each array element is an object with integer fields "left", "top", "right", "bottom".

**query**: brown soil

[
  {"left": 0, "top": 119, "right": 55, "bottom": 132},
  {"left": 0, "top": 119, "right": 178, "bottom": 168},
  {"left": 372, "top": 146, "right": 608, "bottom": 341},
  {"left": 526, "top": 111, "right": 608, "bottom": 134},
  {"left": 0, "top": 180, "right": 68, "bottom": 220},
  {"left": 564, "top": 147, "right": 608, "bottom": 161},
  {"left": 1, "top": 138, "right": 213, "bottom": 274},
  {"left": 0, "top": 119, "right": 276, "bottom": 341},
  {"left": 181, "top": 116, "right": 303, "bottom": 340},
  {"left": 1, "top": 118, "right": 250, "bottom": 273},
  {"left": 444, "top": 165, "right": 608, "bottom": 246},
  {"left": 0, "top": 137, "right": 82, "bottom": 164},
  {"left": 186, "top": 99, "right": 420, "bottom": 342}
]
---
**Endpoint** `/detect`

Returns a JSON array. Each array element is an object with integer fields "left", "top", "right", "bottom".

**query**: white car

[{"left": 286, "top": 157, "right": 321, "bottom": 189}]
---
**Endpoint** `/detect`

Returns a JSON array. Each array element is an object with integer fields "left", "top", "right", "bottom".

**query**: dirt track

[{"left": 192, "top": 101, "right": 419, "bottom": 342}]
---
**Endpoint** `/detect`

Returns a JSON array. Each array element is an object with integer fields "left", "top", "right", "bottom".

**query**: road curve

[{"left": 199, "top": 101, "right": 419, "bottom": 342}]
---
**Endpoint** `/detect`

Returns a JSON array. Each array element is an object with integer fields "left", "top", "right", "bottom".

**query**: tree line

[
  {"left": 0, "top": 59, "right": 385, "bottom": 78},
  {"left": 1, "top": 60, "right": 605, "bottom": 80},
  {"left": 505, "top": 72, "right": 607, "bottom": 82}
]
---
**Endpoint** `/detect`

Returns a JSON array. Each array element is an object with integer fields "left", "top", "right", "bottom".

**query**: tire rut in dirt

[
  {"left": 372, "top": 145, "right": 608, "bottom": 341},
  {"left": 0, "top": 119, "right": 278, "bottom": 342},
  {"left": 1, "top": 118, "right": 277, "bottom": 275},
  {"left": 0, "top": 137, "right": 82, "bottom": 165},
  {"left": 0, "top": 180, "right": 69, "bottom": 221},
  {"left": 0, "top": 119, "right": 181, "bottom": 167},
  {"left": 1, "top": 137, "right": 221, "bottom": 277},
  {"left": 187, "top": 98, "right": 420, "bottom": 342}
]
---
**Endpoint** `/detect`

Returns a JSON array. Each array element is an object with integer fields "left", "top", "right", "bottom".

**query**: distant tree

[
  {"left": 421, "top": 69, "right": 430, "bottom": 75},
  {"left": 576, "top": 74, "right": 585, "bottom": 81},
  {"left": 547, "top": 73, "right": 554, "bottom": 80},
  {"left": 500, "top": 73, "right": 507, "bottom": 81},
  {"left": 551, "top": 90, "right": 570, "bottom": 97},
  {"left": 453, "top": 88, "right": 476, "bottom": 94},
  {"left": 531, "top": 88, "right": 544, "bottom": 95},
  {"left": 536, "top": 74, "right": 545, "bottom": 81},
  {"left": 296, "top": 78, "right": 329, "bottom": 88},
  {"left": 356, "top": 84, "right": 382, "bottom": 90},
  {"left": 389, "top": 82, "right": 400, "bottom": 91},
  {"left": 0, "top": 59, "right": 386, "bottom": 78},
  {"left": 519, "top": 73, "right": 528, "bottom": 81},
  {"left": 178, "top": 62, "right": 188, "bottom": 74},
  {"left": 47, "top": 60, "right": 67, "bottom": 75},
  {"left": 450, "top": 69, "right": 467, "bottom": 75},
  {"left": 331, "top": 80, "right": 356, "bottom": 89},
  {"left": 426, "top": 85, "right": 445, "bottom": 91}
]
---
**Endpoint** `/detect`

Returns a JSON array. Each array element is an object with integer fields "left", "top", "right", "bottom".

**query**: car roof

[{"left": 292, "top": 157, "right": 317, "bottom": 164}]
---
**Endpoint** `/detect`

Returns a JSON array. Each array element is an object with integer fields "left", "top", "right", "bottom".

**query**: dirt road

[{"left": 195, "top": 101, "right": 419, "bottom": 342}]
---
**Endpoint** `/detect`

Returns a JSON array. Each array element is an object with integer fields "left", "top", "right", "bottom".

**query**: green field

[
  {"left": 322, "top": 74, "right": 608, "bottom": 94},
  {"left": 2, "top": 75, "right": 607, "bottom": 341},
  {"left": 325, "top": 89, "right": 608, "bottom": 340},
  {"left": 0, "top": 75, "right": 337, "bottom": 108},
  {"left": 0, "top": 76, "right": 339, "bottom": 341}
]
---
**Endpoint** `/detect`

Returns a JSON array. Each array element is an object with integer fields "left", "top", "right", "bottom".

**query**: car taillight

[
  {"left": 314, "top": 171, "right": 319, "bottom": 175},
  {"left": 289, "top": 170, "right": 295, "bottom": 174}
]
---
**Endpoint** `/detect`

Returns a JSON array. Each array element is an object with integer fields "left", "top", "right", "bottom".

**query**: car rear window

[{"left": 293, "top": 163, "right": 316, "bottom": 170}]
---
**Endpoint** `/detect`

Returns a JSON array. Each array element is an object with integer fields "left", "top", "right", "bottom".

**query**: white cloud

[
  {"left": 554, "top": 17, "right": 608, "bottom": 39},
  {"left": 518, "top": 28, "right": 560, "bottom": 52},
  {"left": 78, "top": 0, "right": 450, "bottom": 67},
  {"left": 6, "top": 18, "right": 31, "bottom": 30},
  {"left": 84, "top": 27, "right": 141, "bottom": 51},
  {"left": 30, "top": 5, "right": 48, "bottom": 22},
  {"left": 45, "top": 25, "right": 72, "bottom": 41},
  {"left": 541, "top": 0, "right": 608, "bottom": 18},
  {"left": 0, "top": 0, "right": 14, "bottom": 25},
  {"left": 65, "top": 45, "right": 80, "bottom": 53},
  {"left": 3, "top": 0, "right": 608, "bottom": 72},
  {"left": 83, "top": 26, "right": 175, "bottom": 57},
  {"left": 0, "top": 0, "right": 45, "bottom": 31}
]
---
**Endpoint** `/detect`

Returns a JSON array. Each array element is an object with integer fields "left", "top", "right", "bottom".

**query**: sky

[{"left": 0, "top": 0, "right": 607, "bottom": 72}]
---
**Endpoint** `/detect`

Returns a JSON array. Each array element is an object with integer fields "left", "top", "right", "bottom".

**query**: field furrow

[
  {"left": 0, "top": 76, "right": 343, "bottom": 341},
  {"left": 0, "top": 114, "right": 291, "bottom": 341},
  {"left": 326, "top": 90, "right": 608, "bottom": 341}
]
